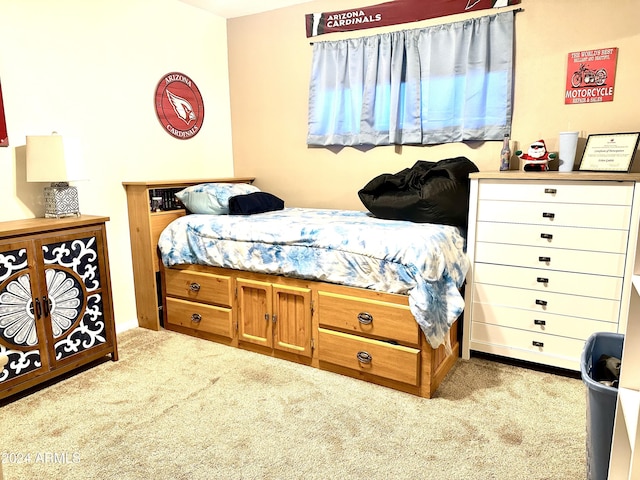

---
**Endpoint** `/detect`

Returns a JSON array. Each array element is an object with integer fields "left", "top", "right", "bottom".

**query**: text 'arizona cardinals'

[{"left": 154, "top": 72, "right": 204, "bottom": 140}]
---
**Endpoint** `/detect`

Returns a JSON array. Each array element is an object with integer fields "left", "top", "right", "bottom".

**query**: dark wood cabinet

[{"left": 0, "top": 215, "right": 118, "bottom": 400}]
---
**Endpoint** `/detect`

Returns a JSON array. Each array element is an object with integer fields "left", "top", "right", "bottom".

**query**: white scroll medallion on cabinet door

[{"left": 154, "top": 72, "right": 204, "bottom": 140}]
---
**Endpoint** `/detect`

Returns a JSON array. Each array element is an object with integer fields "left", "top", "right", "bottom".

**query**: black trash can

[{"left": 580, "top": 332, "right": 624, "bottom": 480}]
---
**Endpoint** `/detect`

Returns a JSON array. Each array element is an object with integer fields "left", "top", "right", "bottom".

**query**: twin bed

[{"left": 156, "top": 182, "right": 471, "bottom": 397}]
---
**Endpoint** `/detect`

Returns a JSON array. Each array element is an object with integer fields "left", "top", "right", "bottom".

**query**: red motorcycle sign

[{"left": 565, "top": 47, "right": 618, "bottom": 104}]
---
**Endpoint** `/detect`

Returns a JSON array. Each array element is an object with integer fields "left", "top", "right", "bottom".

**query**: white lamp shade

[{"left": 26, "top": 134, "right": 87, "bottom": 183}]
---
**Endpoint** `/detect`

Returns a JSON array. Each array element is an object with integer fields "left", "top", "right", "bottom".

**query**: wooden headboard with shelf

[{"left": 122, "top": 177, "right": 255, "bottom": 330}]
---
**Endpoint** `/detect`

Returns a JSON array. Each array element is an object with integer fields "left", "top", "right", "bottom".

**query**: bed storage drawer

[
  {"left": 317, "top": 291, "right": 419, "bottom": 346},
  {"left": 165, "top": 269, "right": 232, "bottom": 306},
  {"left": 166, "top": 297, "right": 234, "bottom": 338},
  {"left": 318, "top": 328, "right": 420, "bottom": 386}
]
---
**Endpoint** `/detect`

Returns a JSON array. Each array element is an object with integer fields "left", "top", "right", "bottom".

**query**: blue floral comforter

[{"left": 158, "top": 208, "right": 469, "bottom": 348}]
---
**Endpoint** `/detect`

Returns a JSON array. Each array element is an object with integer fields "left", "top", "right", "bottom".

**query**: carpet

[{"left": 0, "top": 328, "right": 587, "bottom": 480}]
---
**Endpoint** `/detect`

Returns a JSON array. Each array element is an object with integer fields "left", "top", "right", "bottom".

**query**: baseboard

[{"left": 116, "top": 319, "right": 140, "bottom": 334}]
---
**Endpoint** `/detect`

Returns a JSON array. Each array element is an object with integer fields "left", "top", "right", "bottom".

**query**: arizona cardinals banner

[{"left": 306, "top": 0, "right": 521, "bottom": 38}]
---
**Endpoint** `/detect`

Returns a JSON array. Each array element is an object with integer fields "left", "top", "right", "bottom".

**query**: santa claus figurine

[{"left": 516, "top": 139, "right": 556, "bottom": 171}]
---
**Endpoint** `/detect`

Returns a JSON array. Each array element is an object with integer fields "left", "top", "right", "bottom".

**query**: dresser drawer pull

[
  {"left": 538, "top": 256, "right": 551, "bottom": 262},
  {"left": 191, "top": 313, "right": 202, "bottom": 323},
  {"left": 536, "top": 277, "right": 549, "bottom": 284},
  {"left": 542, "top": 212, "right": 555, "bottom": 219},
  {"left": 535, "top": 299, "right": 548, "bottom": 306},
  {"left": 544, "top": 188, "right": 557, "bottom": 194},
  {"left": 189, "top": 282, "right": 201, "bottom": 292},
  {"left": 532, "top": 341, "right": 544, "bottom": 348},
  {"left": 357, "top": 312, "right": 374, "bottom": 325},
  {"left": 534, "top": 319, "right": 546, "bottom": 326},
  {"left": 356, "top": 351, "right": 372, "bottom": 364},
  {"left": 540, "top": 233, "right": 553, "bottom": 240}
]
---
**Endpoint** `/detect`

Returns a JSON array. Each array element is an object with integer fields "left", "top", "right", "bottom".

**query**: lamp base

[{"left": 43, "top": 182, "right": 81, "bottom": 218}]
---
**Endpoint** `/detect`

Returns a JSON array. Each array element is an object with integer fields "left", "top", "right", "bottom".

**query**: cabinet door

[
  {"left": 0, "top": 240, "right": 51, "bottom": 388},
  {"left": 273, "top": 285, "right": 312, "bottom": 358},
  {"left": 237, "top": 278, "right": 273, "bottom": 348},
  {"left": 39, "top": 227, "right": 116, "bottom": 368}
]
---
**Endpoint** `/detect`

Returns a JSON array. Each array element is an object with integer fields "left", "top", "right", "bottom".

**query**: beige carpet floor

[{"left": 1, "top": 328, "right": 587, "bottom": 479}]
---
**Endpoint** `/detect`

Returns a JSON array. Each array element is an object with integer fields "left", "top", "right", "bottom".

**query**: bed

[{"left": 156, "top": 185, "right": 470, "bottom": 397}]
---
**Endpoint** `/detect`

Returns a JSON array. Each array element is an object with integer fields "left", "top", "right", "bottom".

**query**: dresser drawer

[
  {"left": 166, "top": 297, "right": 234, "bottom": 338},
  {"left": 472, "top": 284, "right": 620, "bottom": 322},
  {"left": 318, "top": 328, "right": 420, "bottom": 386},
  {"left": 478, "top": 180, "right": 634, "bottom": 205},
  {"left": 473, "top": 263, "right": 623, "bottom": 300},
  {"left": 317, "top": 291, "right": 418, "bottom": 345},
  {"left": 477, "top": 200, "right": 631, "bottom": 229},
  {"left": 475, "top": 221, "right": 629, "bottom": 254},
  {"left": 470, "top": 322, "right": 587, "bottom": 370},
  {"left": 165, "top": 268, "right": 232, "bottom": 306},
  {"left": 474, "top": 242, "right": 626, "bottom": 277},
  {"left": 471, "top": 303, "right": 618, "bottom": 339}
]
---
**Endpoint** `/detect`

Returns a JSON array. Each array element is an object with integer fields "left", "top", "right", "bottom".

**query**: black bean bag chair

[{"left": 358, "top": 157, "right": 479, "bottom": 228}]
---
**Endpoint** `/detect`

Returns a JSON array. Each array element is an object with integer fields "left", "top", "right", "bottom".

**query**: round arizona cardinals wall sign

[{"left": 154, "top": 72, "right": 204, "bottom": 140}]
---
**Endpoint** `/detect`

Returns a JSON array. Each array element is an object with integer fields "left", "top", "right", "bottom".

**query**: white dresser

[{"left": 462, "top": 171, "right": 640, "bottom": 371}]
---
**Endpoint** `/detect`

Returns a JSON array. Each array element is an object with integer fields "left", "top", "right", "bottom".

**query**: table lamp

[{"left": 26, "top": 133, "right": 86, "bottom": 218}]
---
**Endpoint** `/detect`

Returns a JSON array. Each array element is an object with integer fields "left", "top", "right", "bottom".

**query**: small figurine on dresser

[{"left": 516, "top": 139, "right": 557, "bottom": 171}]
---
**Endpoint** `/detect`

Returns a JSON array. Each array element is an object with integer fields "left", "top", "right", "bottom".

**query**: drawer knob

[
  {"left": 532, "top": 341, "right": 544, "bottom": 348},
  {"left": 544, "top": 188, "right": 557, "bottom": 194},
  {"left": 189, "top": 282, "right": 201, "bottom": 292},
  {"left": 535, "top": 299, "right": 548, "bottom": 307},
  {"left": 534, "top": 319, "right": 546, "bottom": 326},
  {"left": 540, "top": 233, "right": 553, "bottom": 240},
  {"left": 536, "top": 277, "right": 549, "bottom": 284},
  {"left": 191, "top": 313, "right": 202, "bottom": 323},
  {"left": 356, "top": 351, "right": 372, "bottom": 364},
  {"left": 542, "top": 212, "right": 555, "bottom": 219},
  {"left": 538, "top": 256, "right": 551, "bottom": 263},
  {"left": 357, "top": 312, "right": 374, "bottom": 325}
]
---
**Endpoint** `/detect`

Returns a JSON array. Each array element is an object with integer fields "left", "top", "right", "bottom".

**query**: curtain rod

[{"left": 309, "top": 8, "right": 524, "bottom": 45}]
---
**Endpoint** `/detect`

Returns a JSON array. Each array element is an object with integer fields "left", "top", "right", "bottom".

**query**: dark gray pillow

[{"left": 228, "top": 192, "right": 284, "bottom": 215}]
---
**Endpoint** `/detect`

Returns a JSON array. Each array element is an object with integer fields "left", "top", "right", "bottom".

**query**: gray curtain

[{"left": 307, "top": 12, "right": 514, "bottom": 147}]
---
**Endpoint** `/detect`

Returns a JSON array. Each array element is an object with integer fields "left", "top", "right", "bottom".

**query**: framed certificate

[{"left": 578, "top": 132, "right": 640, "bottom": 172}]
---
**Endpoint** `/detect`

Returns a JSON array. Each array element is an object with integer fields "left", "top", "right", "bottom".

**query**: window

[{"left": 307, "top": 12, "right": 514, "bottom": 147}]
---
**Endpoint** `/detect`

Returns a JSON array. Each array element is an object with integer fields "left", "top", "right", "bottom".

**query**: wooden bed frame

[
  {"left": 123, "top": 178, "right": 459, "bottom": 398},
  {"left": 161, "top": 262, "right": 459, "bottom": 398}
]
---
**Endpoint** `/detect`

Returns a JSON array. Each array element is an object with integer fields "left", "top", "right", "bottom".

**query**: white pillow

[{"left": 175, "top": 183, "right": 260, "bottom": 214}]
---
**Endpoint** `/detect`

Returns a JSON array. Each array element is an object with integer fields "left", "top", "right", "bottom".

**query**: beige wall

[
  {"left": 228, "top": 0, "right": 640, "bottom": 210},
  {"left": 0, "top": 0, "right": 234, "bottom": 329}
]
